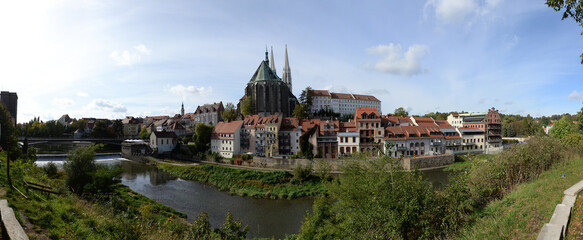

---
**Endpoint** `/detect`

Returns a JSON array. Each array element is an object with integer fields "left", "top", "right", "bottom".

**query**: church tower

[
  {"left": 270, "top": 46, "right": 276, "bottom": 74},
  {"left": 181, "top": 102, "right": 185, "bottom": 116},
  {"left": 281, "top": 45, "right": 292, "bottom": 93}
]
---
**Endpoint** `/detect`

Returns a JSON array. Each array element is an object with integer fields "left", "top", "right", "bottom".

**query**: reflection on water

[{"left": 36, "top": 156, "right": 313, "bottom": 239}]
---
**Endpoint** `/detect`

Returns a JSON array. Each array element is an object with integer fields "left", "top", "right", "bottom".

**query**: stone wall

[{"left": 402, "top": 154, "right": 454, "bottom": 170}]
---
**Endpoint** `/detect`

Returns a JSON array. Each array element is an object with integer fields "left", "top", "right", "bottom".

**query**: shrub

[
  {"left": 84, "top": 165, "right": 123, "bottom": 195},
  {"left": 293, "top": 162, "right": 312, "bottom": 183},
  {"left": 43, "top": 162, "right": 59, "bottom": 179},
  {"left": 64, "top": 146, "right": 97, "bottom": 194}
]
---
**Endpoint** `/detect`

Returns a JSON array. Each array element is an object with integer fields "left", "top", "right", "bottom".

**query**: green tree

[
  {"left": 91, "top": 120, "right": 115, "bottom": 138},
  {"left": 299, "top": 86, "right": 313, "bottom": 108},
  {"left": 71, "top": 119, "right": 87, "bottom": 132},
  {"left": 64, "top": 145, "right": 98, "bottom": 193},
  {"left": 193, "top": 123, "right": 214, "bottom": 153},
  {"left": 549, "top": 115, "right": 579, "bottom": 139},
  {"left": 394, "top": 107, "right": 409, "bottom": 117},
  {"left": 546, "top": 0, "right": 583, "bottom": 63},
  {"left": 112, "top": 119, "right": 124, "bottom": 138},
  {"left": 0, "top": 104, "right": 20, "bottom": 160},
  {"left": 139, "top": 126, "right": 151, "bottom": 140},
  {"left": 299, "top": 155, "right": 439, "bottom": 239},
  {"left": 241, "top": 97, "right": 254, "bottom": 117},
  {"left": 293, "top": 103, "right": 309, "bottom": 120},
  {"left": 221, "top": 102, "right": 238, "bottom": 122}
]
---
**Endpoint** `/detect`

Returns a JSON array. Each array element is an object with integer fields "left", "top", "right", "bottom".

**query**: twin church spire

[{"left": 266, "top": 45, "right": 292, "bottom": 92}]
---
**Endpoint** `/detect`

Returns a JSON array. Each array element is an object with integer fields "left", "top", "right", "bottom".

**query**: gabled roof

[
  {"left": 213, "top": 120, "right": 243, "bottom": 135},
  {"left": 195, "top": 102, "right": 224, "bottom": 114},
  {"left": 152, "top": 131, "right": 177, "bottom": 139},
  {"left": 355, "top": 107, "right": 381, "bottom": 121}
]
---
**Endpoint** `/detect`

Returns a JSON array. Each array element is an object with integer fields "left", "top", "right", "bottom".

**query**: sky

[{"left": 1, "top": 0, "right": 582, "bottom": 123}]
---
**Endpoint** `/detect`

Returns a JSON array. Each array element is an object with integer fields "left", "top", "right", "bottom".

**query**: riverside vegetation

[
  {"left": 0, "top": 146, "right": 249, "bottom": 239},
  {"left": 293, "top": 135, "right": 583, "bottom": 239},
  {"left": 156, "top": 162, "right": 326, "bottom": 199}
]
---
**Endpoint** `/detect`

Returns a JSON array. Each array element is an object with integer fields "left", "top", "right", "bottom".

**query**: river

[{"left": 36, "top": 154, "right": 313, "bottom": 239}]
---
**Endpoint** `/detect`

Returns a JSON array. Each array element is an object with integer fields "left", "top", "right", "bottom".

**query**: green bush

[
  {"left": 293, "top": 162, "right": 312, "bottom": 183},
  {"left": 43, "top": 162, "right": 59, "bottom": 179},
  {"left": 64, "top": 146, "right": 98, "bottom": 194}
]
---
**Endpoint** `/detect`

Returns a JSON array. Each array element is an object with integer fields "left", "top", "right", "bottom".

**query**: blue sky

[{"left": 1, "top": 0, "right": 582, "bottom": 123}]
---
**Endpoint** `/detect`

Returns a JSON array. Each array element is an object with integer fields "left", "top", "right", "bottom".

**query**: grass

[
  {"left": 156, "top": 163, "right": 326, "bottom": 199},
  {"left": 454, "top": 157, "right": 583, "bottom": 239},
  {"left": 567, "top": 194, "right": 583, "bottom": 239},
  {"left": 0, "top": 151, "right": 247, "bottom": 239}
]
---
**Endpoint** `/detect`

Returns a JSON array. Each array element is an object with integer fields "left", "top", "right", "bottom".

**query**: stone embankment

[
  {"left": 537, "top": 179, "right": 583, "bottom": 240},
  {"left": 0, "top": 199, "right": 28, "bottom": 240}
]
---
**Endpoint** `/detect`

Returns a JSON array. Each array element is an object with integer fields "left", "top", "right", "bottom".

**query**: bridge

[{"left": 18, "top": 137, "right": 124, "bottom": 146}]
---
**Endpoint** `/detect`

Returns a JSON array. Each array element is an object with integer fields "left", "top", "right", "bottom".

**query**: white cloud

[
  {"left": 427, "top": 0, "right": 477, "bottom": 24},
  {"left": 323, "top": 85, "right": 350, "bottom": 93},
  {"left": 52, "top": 98, "right": 75, "bottom": 107},
  {"left": 87, "top": 99, "right": 127, "bottom": 113},
  {"left": 134, "top": 44, "right": 151, "bottom": 55},
  {"left": 76, "top": 92, "right": 89, "bottom": 97},
  {"left": 367, "top": 43, "right": 429, "bottom": 76},
  {"left": 110, "top": 44, "right": 150, "bottom": 66},
  {"left": 568, "top": 90, "right": 583, "bottom": 101},
  {"left": 169, "top": 84, "right": 213, "bottom": 98}
]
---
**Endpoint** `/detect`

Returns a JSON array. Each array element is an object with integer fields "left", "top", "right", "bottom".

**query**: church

[{"left": 241, "top": 46, "right": 298, "bottom": 117}]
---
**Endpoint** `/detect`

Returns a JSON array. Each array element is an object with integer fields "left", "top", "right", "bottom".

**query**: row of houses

[{"left": 211, "top": 107, "right": 503, "bottom": 159}]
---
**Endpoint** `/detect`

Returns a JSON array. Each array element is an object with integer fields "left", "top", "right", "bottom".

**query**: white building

[
  {"left": 383, "top": 126, "right": 446, "bottom": 159},
  {"left": 150, "top": 131, "right": 178, "bottom": 154},
  {"left": 311, "top": 90, "right": 381, "bottom": 117},
  {"left": 210, "top": 120, "right": 243, "bottom": 158}
]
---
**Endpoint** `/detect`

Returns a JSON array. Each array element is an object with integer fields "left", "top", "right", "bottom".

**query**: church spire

[
  {"left": 282, "top": 44, "right": 292, "bottom": 92},
  {"left": 181, "top": 102, "right": 185, "bottom": 116},
  {"left": 270, "top": 46, "right": 276, "bottom": 74}
]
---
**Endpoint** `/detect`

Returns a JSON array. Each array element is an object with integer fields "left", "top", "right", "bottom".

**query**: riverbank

[
  {"left": 156, "top": 162, "right": 326, "bottom": 199},
  {"left": 453, "top": 156, "right": 583, "bottom": 239},
  {"left": 0, "top": 152, "right": 249, "bottom": 239}
]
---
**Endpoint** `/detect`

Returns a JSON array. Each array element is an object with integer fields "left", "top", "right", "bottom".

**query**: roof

[
  {"left": 384, "top": 126, "right": 444, "bottom": 140},
  {"left": 311, "top": 90, "right": 331, "bottom": 97},
  {"left": 355, "top": 107, "right": 381, "bottom": 121},
  {"left": 213, "top": 120, "right": 243, "bottom": 134},
  {"left": 300, "top": 119, "right": 321, "bottom": 133},
  {"left": 249, "top": 54, "right": 281, "bottom": 83},
  {"left": 195, "top": 102, "right": 224, "bottom": 114},
  {"left": 311, "top": 89, "right": 380, "bottom": 102},
  {"left": 281, "top": 117, "right": 300, "bottom": 131},
  {"left": 152, "top": 131, "right": 177, "bottom": 138}
]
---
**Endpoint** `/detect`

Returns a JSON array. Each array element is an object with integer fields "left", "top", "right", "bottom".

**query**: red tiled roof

[
  {"left": 213, "top": 120, "right": 243, "bottom": 134},
  {"left": 384, "top": 126, "right": 444, "bottom": 140},
  {"left": 353, "top": 94, "right": 380, "bottom": 102},
  {"left": 355, "top": 107, "right": 380, "bottom": 119},
  {"left": 311, "top": 90, "right": 331, "bottom": 97},
  {"left": 281, "top": 117, "right": 300, "bottom": 131}
]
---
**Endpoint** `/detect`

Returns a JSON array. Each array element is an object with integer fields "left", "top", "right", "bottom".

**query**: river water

[{"left": 36, "top": 155, "right": 313, "bottom": 239}]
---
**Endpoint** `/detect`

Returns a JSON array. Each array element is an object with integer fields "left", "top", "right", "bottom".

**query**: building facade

[
  {"left": 193, "top": 102, "right": 224, "bottom": 126},
  {"left": 211, "top": 120, "right": 243, "bottom": 158},
  {"left": 150, "top": 131, "right": 178, "bottom": 154},
  {"left": 311, "top": 90, "right": 381, "bottom": 117}
]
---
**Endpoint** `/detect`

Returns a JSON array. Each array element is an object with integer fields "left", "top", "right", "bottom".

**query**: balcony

[
  {"left": 396, "top": 146, "right": 408, "bottom": 151},
  {"left": 446, "top": 142, "right": 461, "bottom": 147},
  {"left": 430, "top": 142, "right": 442, "bottom": 146}
]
